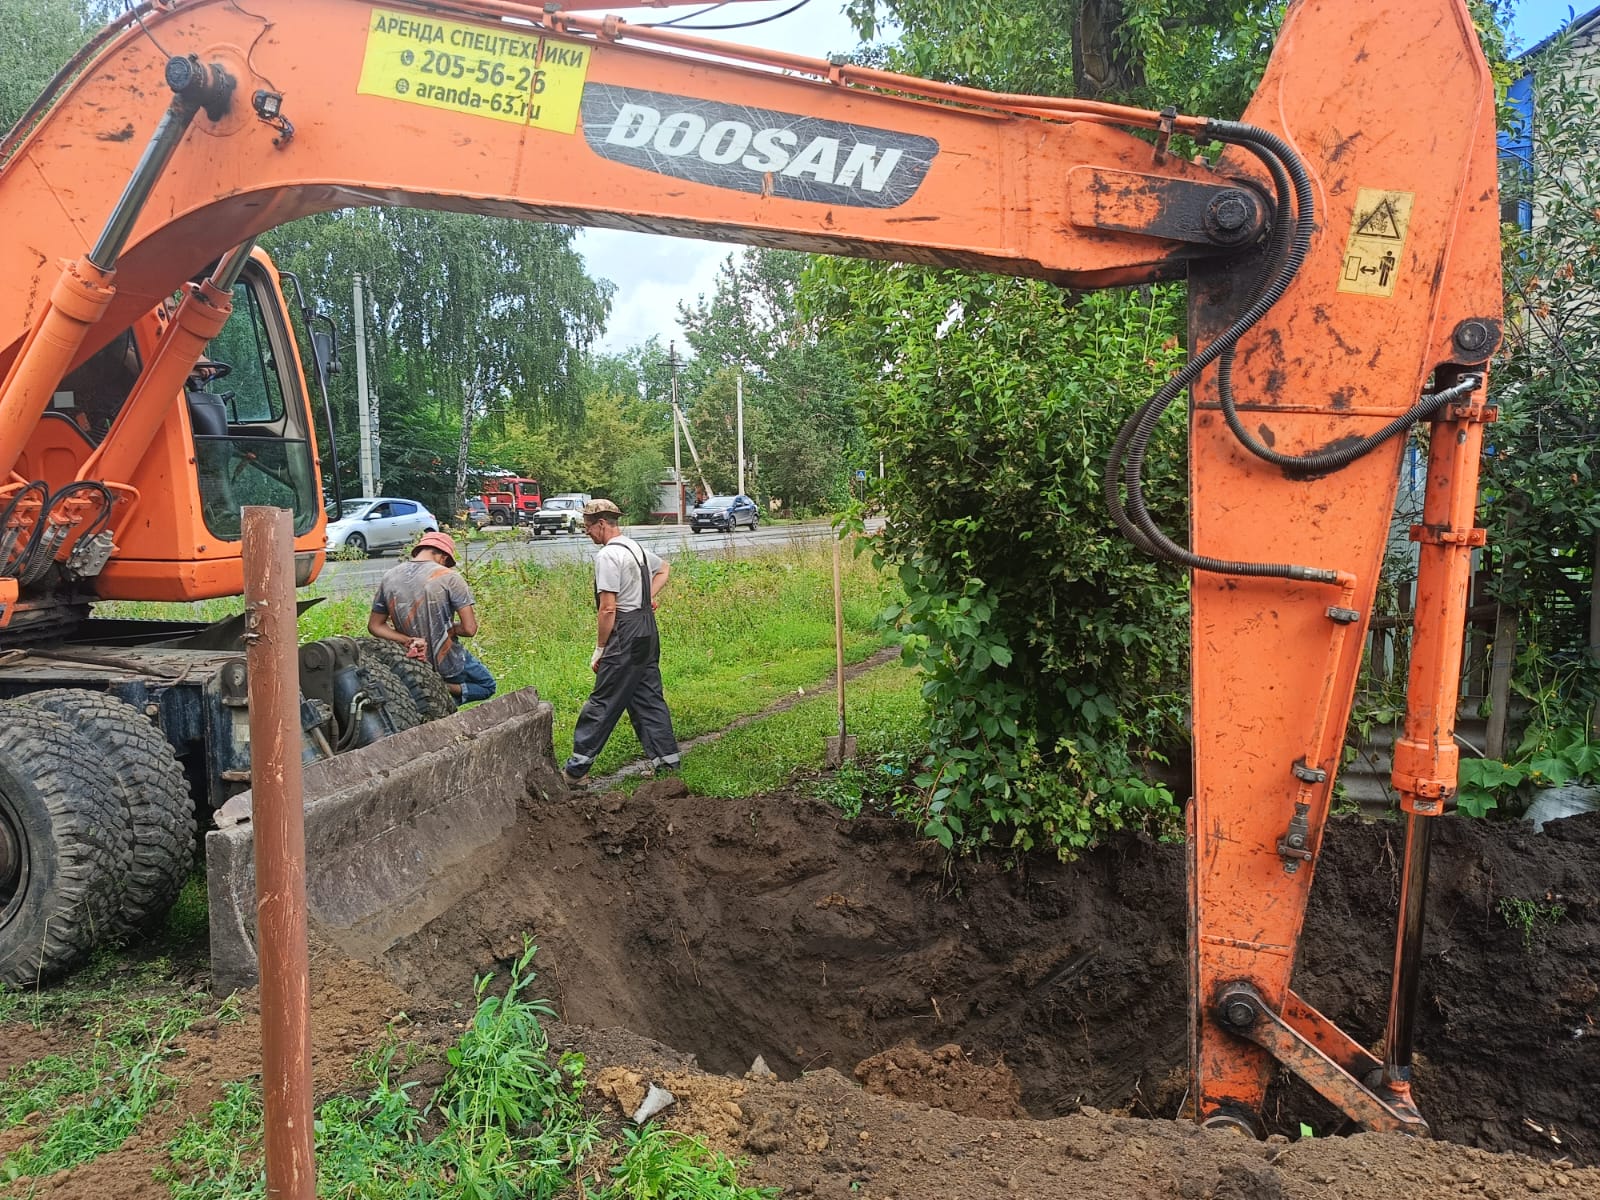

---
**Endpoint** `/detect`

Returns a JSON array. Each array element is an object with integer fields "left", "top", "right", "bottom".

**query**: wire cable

[
  {"left": 643, "top": 0, "right": 812, "bottom": 32},
  {"left": 642, "top": 2, "right": 732, "bottom": 29},
  {"left": 124, "top": 1, "right": 173, "bottom": 59}
]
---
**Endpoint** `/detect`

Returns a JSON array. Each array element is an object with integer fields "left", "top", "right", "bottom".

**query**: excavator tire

[
  {"left": 0, "top": 704, "right": 132, "bottom": 985},
  {"left": 18, "top": 690, "right": 195, "bottom": 933},
  {"left": 354, "top": 638, "right": 456, "bottom": 722},
  {"left": 357, "top": 659, "right": 424, "bottom": 732}
]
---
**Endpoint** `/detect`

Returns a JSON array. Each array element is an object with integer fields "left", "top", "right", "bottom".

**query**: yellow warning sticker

[
  {"left": 358, "top": 8, "right": 591, "bottom": 134},
  {"left": 1337, "top": 188, "right": 1414, "bottom": 298}
]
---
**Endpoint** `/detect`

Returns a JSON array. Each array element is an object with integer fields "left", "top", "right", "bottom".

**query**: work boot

[{"left": 560, "top": 767, "right": 589, "bottom": 788}]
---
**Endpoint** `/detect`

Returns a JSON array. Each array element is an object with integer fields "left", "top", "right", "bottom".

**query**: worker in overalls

[{"left": 561, "top": 498, "right": 681, "bottom": 785}]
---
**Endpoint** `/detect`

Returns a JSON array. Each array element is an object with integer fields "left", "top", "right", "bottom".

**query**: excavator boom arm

[{"left": 0, "top": 0, "right": 1264, "bottom": 388}]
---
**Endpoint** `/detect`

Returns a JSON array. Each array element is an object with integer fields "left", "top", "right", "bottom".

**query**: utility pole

[
  {"left": 735, "top": 369, "right": 745, "bottom": 496},
  {"left": 670, "top": 342, "right": 684, "bottom": 522},
  {"left": 353, "top": 274, "right": 374, "bottom": 497},
  {"left": 674, "top": 401, "right": 713, "bottom": 502}
]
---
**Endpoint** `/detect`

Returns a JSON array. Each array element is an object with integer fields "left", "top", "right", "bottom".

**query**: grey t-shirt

[
  {"left": 595, "top": 536, "right": 663, "bottom": 612},
  {"left": 371, "top": 560, "right": 475, "bottom": 676}
]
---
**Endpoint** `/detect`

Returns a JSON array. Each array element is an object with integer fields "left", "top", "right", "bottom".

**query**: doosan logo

[
  {"left": 581, "top": 85, "right": 937, "bottom": 209},
  {"left": 606, "top": 102, "right": 906, "bottom": 190}
]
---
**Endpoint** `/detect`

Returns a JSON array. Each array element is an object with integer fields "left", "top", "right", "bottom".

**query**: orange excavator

[{"left": 0, "top": 0, "right": 1501, "bottom": 1136}]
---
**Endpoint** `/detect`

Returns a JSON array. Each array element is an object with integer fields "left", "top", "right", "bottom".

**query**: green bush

[{"left": 812, "top": 266, "right": 1190, "bottom": 856}]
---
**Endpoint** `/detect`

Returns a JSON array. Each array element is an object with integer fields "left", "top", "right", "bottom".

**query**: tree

[
  {"left": 677, "top": 250, "right": 865, "bottom": 512},
  {"left": 471, "top": 349, "right": 673, "bottom": 507},
  {"left": 803, "top": 0, "right": 1292, "bottom": 854},
  {"left": 1483, "top": 29, "right": 1600, "bottom": 738},
  {"left": 263, "top": 209, "right": 612, "bottom": 513},
  {"left": 0, "top": 1, "right": 116, "bottom": 138},
  {"left": 844, "top": 0, "right": 1281, "bottom": 116},
  {"left": 809, "top": 263, "right": 1191, "bottom": 855}
]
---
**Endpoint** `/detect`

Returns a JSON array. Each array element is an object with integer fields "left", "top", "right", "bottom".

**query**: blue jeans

[{"left": 443, "top": 648, "right": 497, "bottom": 702}]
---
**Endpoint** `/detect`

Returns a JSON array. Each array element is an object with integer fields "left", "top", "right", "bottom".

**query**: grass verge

[
  {"left": 680, "top": 659, "right": 926, "bottom": 797},
  {"left": 99, "top": 537, "right": 901, "bottom": 777}
]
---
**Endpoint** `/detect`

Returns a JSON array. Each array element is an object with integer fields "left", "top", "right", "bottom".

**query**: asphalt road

[{"left": 314, "top": 517, "right": 880, "bottom": 598}]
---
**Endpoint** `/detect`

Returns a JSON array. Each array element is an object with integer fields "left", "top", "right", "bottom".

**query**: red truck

[{"left": 480, "top": 477, "right": 541, "bottom": 527}]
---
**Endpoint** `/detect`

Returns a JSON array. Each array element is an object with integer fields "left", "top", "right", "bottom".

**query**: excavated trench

[{"left": 376, "top": 780, "right": 1600, "bottom": 1164}]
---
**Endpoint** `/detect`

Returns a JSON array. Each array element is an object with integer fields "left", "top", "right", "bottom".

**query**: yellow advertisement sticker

[
  {"left": 1337, "top": 188, "right": 1414, "bottom": 298},
  {"left": 358, "top": 8, "right": 591, "bottom": 134}
]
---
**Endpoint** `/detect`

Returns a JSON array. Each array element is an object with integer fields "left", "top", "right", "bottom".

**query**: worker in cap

[
  {"left": 367, "top": 529, "right": 497, "bottom": 702},
  {"left": 561, "top": 498, "right": 680, "bottom": 784}
]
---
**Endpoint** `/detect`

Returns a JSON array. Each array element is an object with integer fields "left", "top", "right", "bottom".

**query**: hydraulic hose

[
  {"left": 1218, "top": 364, "right": 1482, "bottom": 476},
  {"left": 1105, "top": 121, "right": 1340, "bottom": 583},
  {"left": 1104, "top": 116, "right": 1488, "bottom": 584},
  {"left": 14, "top": 481, "right": 116, "bottom": 586},
  {"left": 0, "top": 480, "right": 48, "bottom": 577}
]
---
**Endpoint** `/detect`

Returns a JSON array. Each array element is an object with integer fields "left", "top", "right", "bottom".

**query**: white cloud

[
  {"left": 578, "top": 0, "right": 877, "bottom": 354},
  {"left": 586, "top": 231, "right": 729, "bottom": 354}
]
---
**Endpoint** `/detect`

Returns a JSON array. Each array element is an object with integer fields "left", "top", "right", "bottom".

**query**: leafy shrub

[
  {"left": 1458, "top": 723, "right": 1600, "bottom": 818},
  {"left": 811, "top": 266, "right": 1190, "bottom": 856},
  {"left": 1482, "top": 34, "right": 1600, "bottom": 725}
]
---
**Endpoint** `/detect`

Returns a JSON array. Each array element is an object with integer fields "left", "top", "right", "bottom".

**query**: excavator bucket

[{"left": 205, "top": 688, "right": 565, "bottom": 994}]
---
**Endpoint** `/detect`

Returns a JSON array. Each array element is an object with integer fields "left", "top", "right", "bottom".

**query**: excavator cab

[
  {"left": 181, "top": 258, "right": 322, "bottom": 554},
  {"left": 56, "top": 251, "right": 331, "bottom": 604},
  {"left": 9, "top": 251, "right": 325, "bottom": 609}
]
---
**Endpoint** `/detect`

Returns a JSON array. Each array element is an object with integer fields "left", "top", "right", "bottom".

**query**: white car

[
  {"left": 325, "top": 496, "right": 439, "bottom": 557},
  {"left": 532, "top": 493, "right": 591, "bottom": 535}
]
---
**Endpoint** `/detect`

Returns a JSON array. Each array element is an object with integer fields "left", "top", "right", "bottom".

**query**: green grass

[
  {"left": 587, "top": 1127, "right": 778, "bottom": 1199},
  {"left": 680, "top": 659, "right": 926, "bottom": 796},
  {"left": 101, "top": 538, "right": 903, "bottom": 778},
  {"left": 163, "top": 1080, "right": 264, "bottom": 1200},
  {"left": 0, "top": 951, "right": 199, "bottom": 1029},
  {"left": 0, "top": 991, "right": 203, "bottom": 1182},
  {"left": 160, "top": 942, "right": 766, "bottom": 1200}
]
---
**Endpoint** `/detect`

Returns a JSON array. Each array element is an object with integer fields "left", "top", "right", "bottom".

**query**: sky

[
  {"left": 581, "top": 0, "right": 1587, "bottom": 355},
  {"left": 579, "top": 0, "right": 869, "bottom": 355}
]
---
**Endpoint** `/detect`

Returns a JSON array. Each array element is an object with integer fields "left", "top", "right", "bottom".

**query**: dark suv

[{"left": 690, "top": 494, "right": 759, "bottom": 533}]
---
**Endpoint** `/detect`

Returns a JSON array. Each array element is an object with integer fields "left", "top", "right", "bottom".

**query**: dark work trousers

[{"left": 564, "top": 546, "right": 680, "bottom": 778}]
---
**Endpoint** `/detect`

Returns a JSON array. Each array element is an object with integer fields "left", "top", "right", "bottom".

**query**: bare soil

[{"left": 5, "top": 781, "right": 1600, "bottom": 1199}]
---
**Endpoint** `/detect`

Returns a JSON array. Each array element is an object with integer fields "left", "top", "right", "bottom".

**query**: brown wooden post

[
  {"left": 1484, "top": 603, "right": 1519, "bottom": 761},
  {"left": 242, "top": 506, "right": 316, "bottom": 1200}
]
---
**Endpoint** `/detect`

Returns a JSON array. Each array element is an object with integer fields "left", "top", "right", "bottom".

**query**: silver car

[{"left": 324, "top": 496, "right": 439, "bottom": 557}]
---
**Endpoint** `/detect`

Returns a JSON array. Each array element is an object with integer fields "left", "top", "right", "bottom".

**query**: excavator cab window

[
  {"left": 50, "top": 330, "right": 142, "bottom": 445},
  {"left": 190, "top": 260, "right": 319, "bottom": 542}
]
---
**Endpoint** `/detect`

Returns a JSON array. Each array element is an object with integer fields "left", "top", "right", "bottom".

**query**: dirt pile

[
  {"left": 6, "top": 782, "right": 1600, "bottom": 1198},
  {"left": 382, "top": 782, "right": 1600, "bottom": 1162}
]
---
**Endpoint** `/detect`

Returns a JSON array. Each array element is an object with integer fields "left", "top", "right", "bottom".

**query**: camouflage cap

[{"left": 582, "top": 498, "right": 622, "bottom": 519}]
